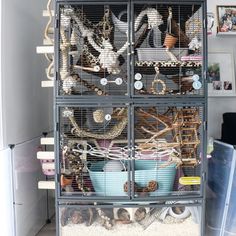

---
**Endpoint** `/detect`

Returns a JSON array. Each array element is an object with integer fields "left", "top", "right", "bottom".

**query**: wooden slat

[
  {"left": 45, "top": 67, "right": 54, "bottom": 74},
  {"left": 42, "top": 162, "right": 55, "bottom": 170},
  {"left": 41, "top": 80, "right": 54, "bottom": 87},
  {"left": 37, "top": 151, "right": 55, "bottom": 160},
  {"left": 43, "top": 38, "right": 54, "bottom": 45},
  {"left": 179, "top": 177, "right": 201, "bottom": 185},
  {"left": 41, "top": 137, "right": 54, "bottom": 145},
  {"left": 47, "top": 27, "right": 54, "bottom": 34},
  {"left": 43, "top": 10, "right": 55, "bottom": 17},
  {"left": 38, "top": 181, "right": 55, "bottom": 190},
  {"left": 217, "top": 31, "right": 236, "bottom": 36},
  {"left": 36, "top": 46, "right": 54, "bottom": 54}
]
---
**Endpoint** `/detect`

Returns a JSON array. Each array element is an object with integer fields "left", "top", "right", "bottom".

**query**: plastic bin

[
  {"left": 136, "top": 48, "right": 189, "bottom": 61},
  {"left": 206, "top": 140, "right": 236, "bottom": 236},
  {"left": 88, "top": 160, "right": 176, "bottom": 196}
]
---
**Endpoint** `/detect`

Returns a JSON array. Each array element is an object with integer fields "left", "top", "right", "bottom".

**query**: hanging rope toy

[
  {"left": 150, "top": 67, "right": 167, "bottom": 95},
  {"left": 163, "top": 7, "right": 178, "bottom": 61},
  {"left": 69, "top": 9, "right": 128, "bottom": 74}
]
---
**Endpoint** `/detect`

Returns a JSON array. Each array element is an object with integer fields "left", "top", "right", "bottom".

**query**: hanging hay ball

[
  {"left": 93, "top": 109, "right": 105, "bottom": 123},
  {"left": 103, "top": 160, "right": 125, "bottom": 172},
  {"left": 62, "top": 76, "right": 78, "bottom": 94}
]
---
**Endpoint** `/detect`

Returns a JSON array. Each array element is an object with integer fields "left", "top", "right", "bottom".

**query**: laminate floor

[{"left": 36, "top": 219, "right": 56, "bottom": 236}]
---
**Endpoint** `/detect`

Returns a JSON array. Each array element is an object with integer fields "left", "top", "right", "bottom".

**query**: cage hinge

[
  {"left": 129, "top": 149, "right": 133, "bottom": 160},
  {"left": 55, "top": 15, "right": 59, "bottom": 29},
  {"left": 56, "top": 122, "right": 59, "bottom": 132},
  {"left": 130, "top": 111, "right": 132, "bottom": 117},
  {"left": 57, "top": 174, "right": 61, "bottom": 183},
  {"left": 203, "top": 70, "right": 207, "bottom": 80},
  {"left": 55, "top": 71, "right": 58, "bottom": 80},
  {"left": 203, "top": 121, "right": 207, "bottom": 131},
  {"left": 13, "top": 202, "right": 23, "bottom": 206},
  {"left": 202, "top": 172, "right": 207, "bottom": 183}
]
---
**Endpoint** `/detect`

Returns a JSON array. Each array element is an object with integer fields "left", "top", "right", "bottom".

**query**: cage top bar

[{"left": 56, "top": 0, "right": 206, "bottom": 3}]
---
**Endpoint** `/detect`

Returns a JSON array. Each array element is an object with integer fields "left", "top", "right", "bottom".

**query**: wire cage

[
  {"left": 58, "top": 203, "right": 201, "bottom": 236},
  {"left": 133, "top": 3, "right": 204, "bottom": 97},
  {"left": 56, "top": 2, "right": 205, "bottom": 97},
  {"left": 57, "top": 3, "right": 129, "bottom": 97},
  {"left": 57, "top": 103, "right": 204, "bottom": 199},
  {"left": 133, "top": 105, "right": 204, "bottom": 198},
  {"left": 54, "top": 0, "right": 207, "bottom": 235},
  {"left": 58, "top": 105, "right": 130, "bottom": 198}
]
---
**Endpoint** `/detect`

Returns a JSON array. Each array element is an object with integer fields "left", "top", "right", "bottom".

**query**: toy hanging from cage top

[
  {"left": 112, "top": 7, "right": 163, "bottom": 34},
  {"left": 150, "top": 67, "right": 167, "bottom": 95},
  {"left": 43, "top": 0, "right": 54, "bottom": 80},
  {"left": 185, "top": 6, "right": 202, "bottom": 54},
  {"left": 68, "top": 8, "right": 128, "bottom": 75},
  {"left": 163, "top": 7, "right": 178, "bottom": 61},
  {"left": 112, "top": 7, "right": 163, "bottom": 47},
  {"left": 63, "top": 108, "right": 128, "bottom": 139}
]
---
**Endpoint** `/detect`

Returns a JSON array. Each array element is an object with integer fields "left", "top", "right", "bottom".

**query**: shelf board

[
  {"left": 38, "top": 181, "right": 55, "bottom": 190},
  {"left": 135, "top": 60, "right": 202, "bottom": 68},
  {"left": 135, "top": 60, "right": 202, "bottom": 75},
  {"left": 41, "top": 80, "right": 54, "bottom": 88},
  {"left": 36, "top": 46, "right": 54, "bottom": 54},
  {"left": 42, "top": 10, "right": 54, "bottom": 17},
  {"left": 37, "top": 151, "right": 55, "bottom": 160},
  {"left": 217, "top": 31, "right": 236, "bottom": 36},
  {"left": 42, "top": 162, "right": 55, "bottom": 170},
  {"left": 43, "top": 38, "right": 54, "bottom": 45},
  {"left": 41, "top": 137, "right": 54, "bottom": 145}
]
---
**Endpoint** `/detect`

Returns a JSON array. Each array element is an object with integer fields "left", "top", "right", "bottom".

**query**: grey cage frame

[{"left": 53, "top": 0, "right": 208, "bottom": 235}]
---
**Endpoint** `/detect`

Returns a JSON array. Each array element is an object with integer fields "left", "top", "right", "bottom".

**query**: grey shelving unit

[{"left": 54, "top": 0, "right": 207, "bottom": 235}]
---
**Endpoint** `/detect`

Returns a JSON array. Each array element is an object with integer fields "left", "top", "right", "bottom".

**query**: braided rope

[
  {"left": 44, "top": 0, "right": 53, "bottom": 44},
  {"left": 46, "top": 60, "right": 54, "bottom": 80},
  {"left": 60, "top": 29, "right": 70, "bottom": 79},
  {"left": 70, "top": 115, "right": 128, "bottom": 139},
  {"left": 71, "top": 14, "right": 102, "bottom": 53},
  {"left": 69, "top": 109, "right": 128, "bottom": 139},
  {"left": 117, "top": 41, "right": 129, "bottom": 55},
  {"left": 76, "top": 75, "right": 106, "bottom": 96},
  {"left": 44, "top": 0, "right": 54, "bottom": 80}
]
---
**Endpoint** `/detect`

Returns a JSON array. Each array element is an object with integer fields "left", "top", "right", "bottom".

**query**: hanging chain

[
  {"left": 75, "top": 6, "right": 112, "bottom": 40},
  {"left": 101, "top": 7, "right": 113, "bottom": 39},
  {"left": 167, "top": 7, "right": 172, "bottom": 34},
  {"left": 185, "top": 5, "right": 202, "bottom": 39},
  {"left": 82, "top": 45, "right": 99, "bottom": 65}
]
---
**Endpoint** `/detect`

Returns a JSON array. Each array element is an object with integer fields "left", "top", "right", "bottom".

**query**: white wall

[
  {"left": 1, "top": 0, "right": 53, "bottom": 147},
  {"left": 1, "top": 0, "right": 54, "bottom": 235},
  {"left": 207, "top": 0, "right": 236, "bottom": 139},
  {"left": 0, "top": 0, "right": 3, "bottom": 149},
  {"left": 0, "top": 148, "right": 14, "bottom": 236}
]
